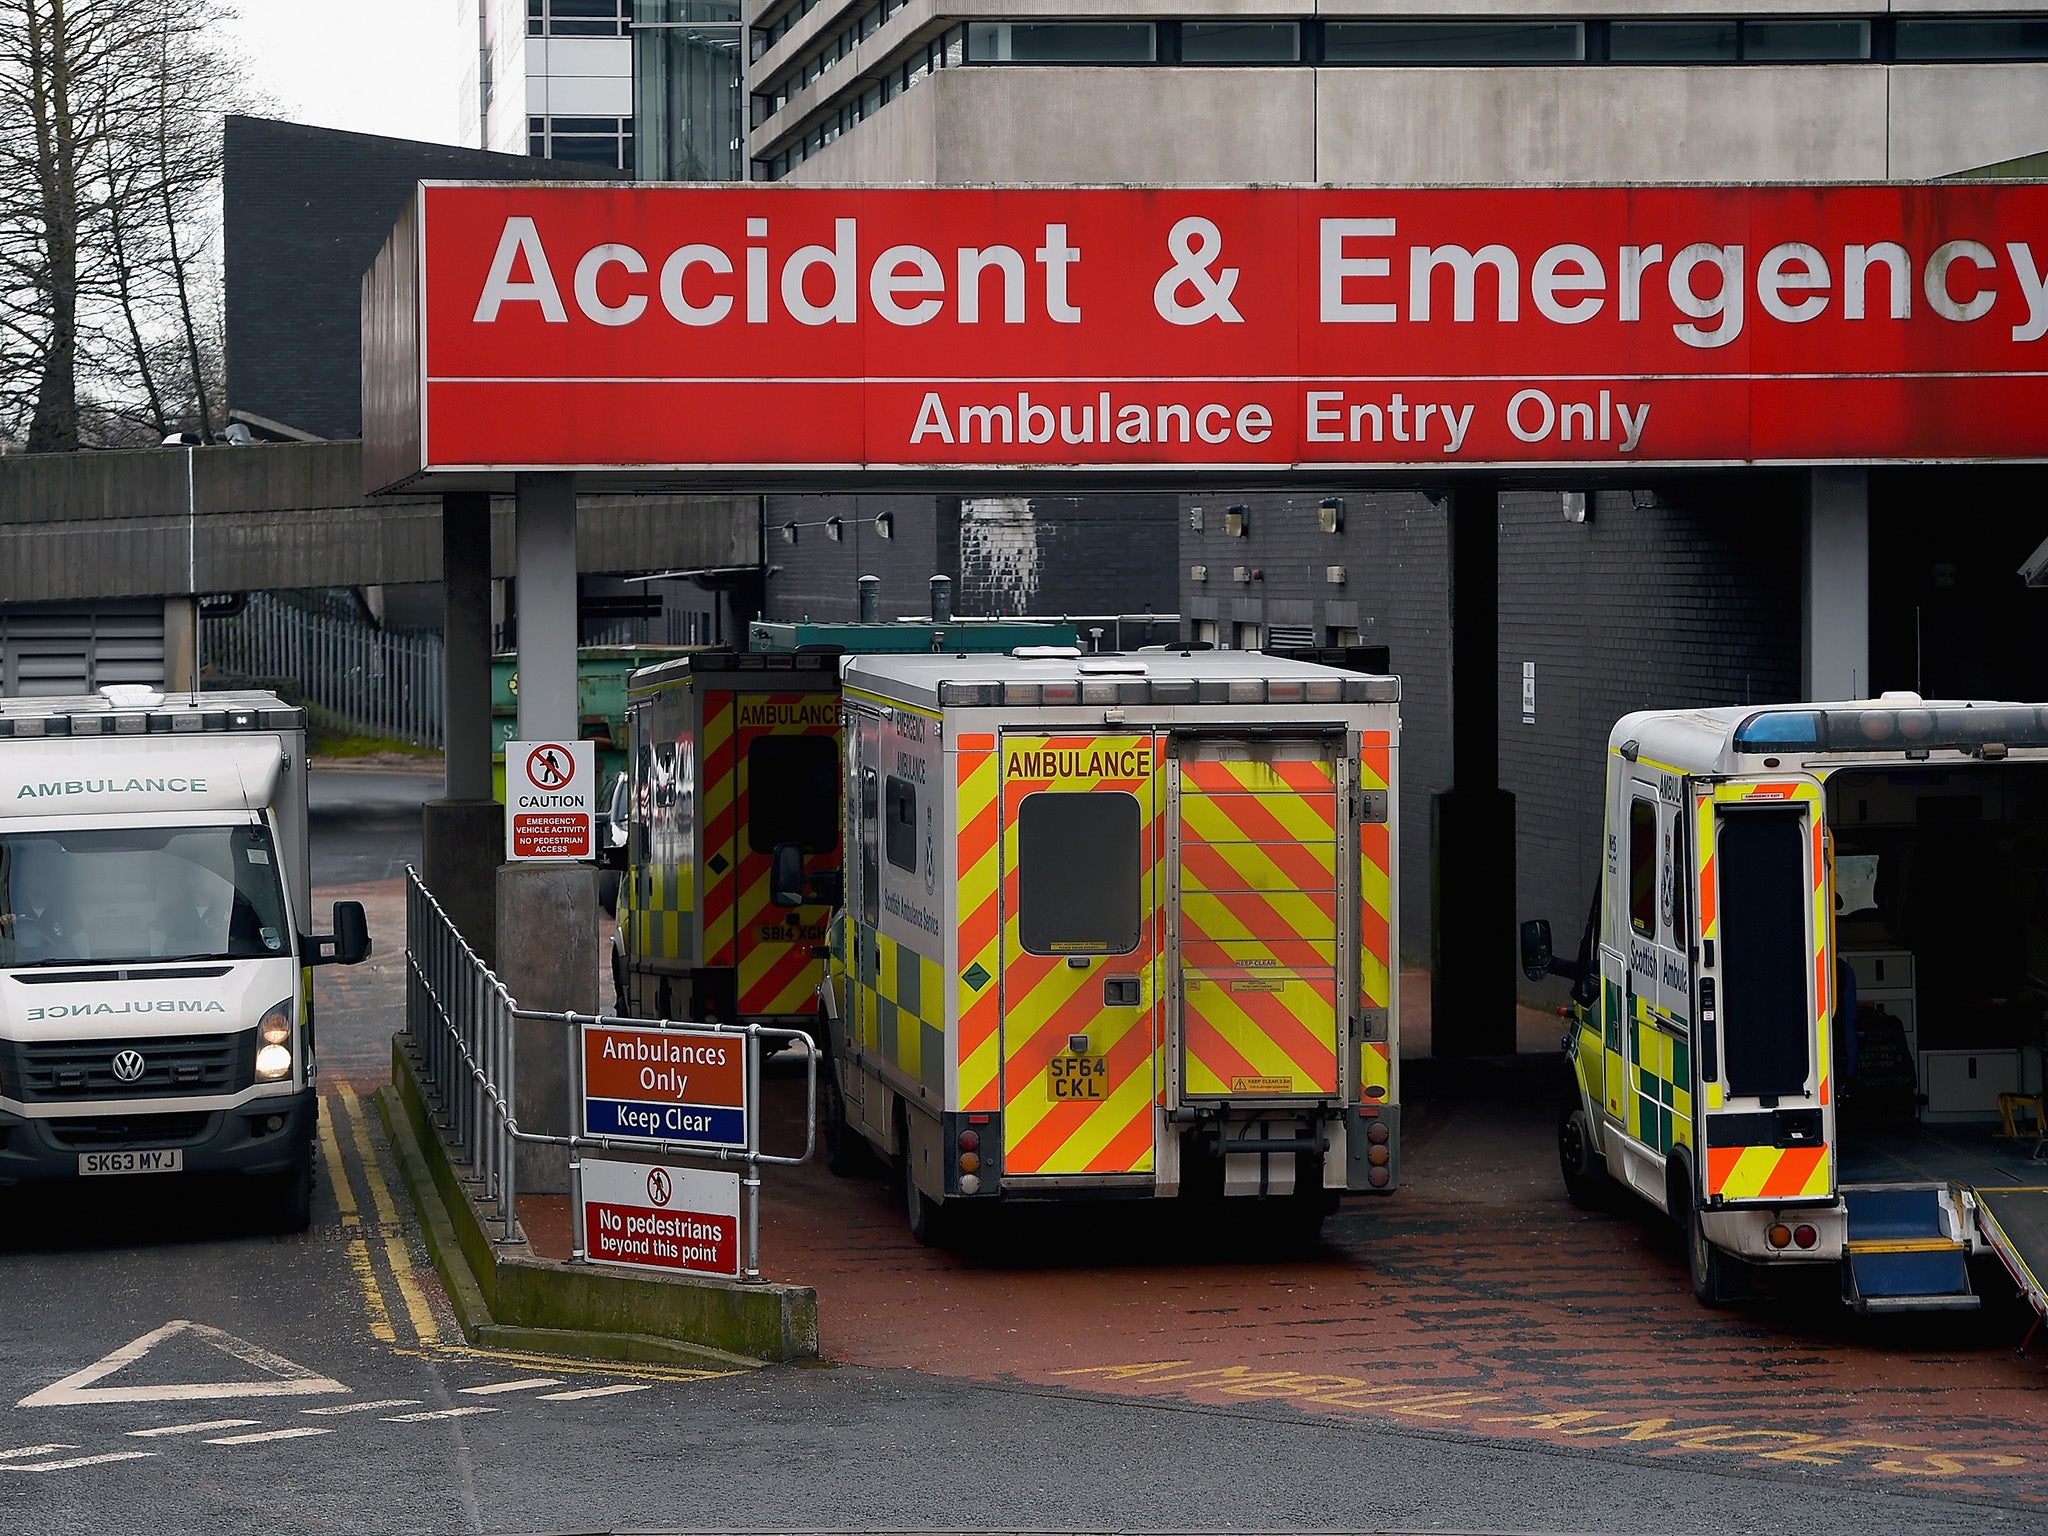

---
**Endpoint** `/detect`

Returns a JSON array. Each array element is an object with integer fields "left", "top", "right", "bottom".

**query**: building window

[
  {"left": 531, "top": 0, "right": 631, "bottom": 37},
  {"left": 1327, "top": 626, "right": 1360, "bottom": 647},
  {"left": 966, "top": 21, "right": 1157, "bottom": 63},
  {"left": 1740, "top": 19, "right": 1870, "bottom": 60},
  {"left": 1233, "top": 621, "right": 1262, "bottom": 652},
  {"left": 1608, "top": 21, "right": 1739, "bottom": 61},
  {"left": 534, "top": 115, "right": 636, "bottom": 171},
  {"left": 1322, "top": 22, "right": 1585, "bottom": 63},
  {"left": 1192, "top": 620, "right": 1219, "bottom": 648},
  {"left": 1896, "top": 17, "right": 2048, "bottom": 58},
  {"left": 636, "top": 0, "right": 746, "bottom": 180},
  {"left": 1180, "top": 22, "right": 1300, "bottom": 63}
]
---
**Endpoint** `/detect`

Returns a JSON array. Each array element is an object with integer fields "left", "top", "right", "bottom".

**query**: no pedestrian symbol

[
  {"left": 506, "top": 738, "right": 595, "bottom": 861},
  {"left": 527, "top": 744, "right": 575, "bottom": 790},
  {"left": 647, "top": 1167, "right": 671, "bottom": 1206}
]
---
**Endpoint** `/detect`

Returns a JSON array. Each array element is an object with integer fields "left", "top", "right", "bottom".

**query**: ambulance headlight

[{"left": 255, "top": 1001, "right": 294, "bottom": 1081}]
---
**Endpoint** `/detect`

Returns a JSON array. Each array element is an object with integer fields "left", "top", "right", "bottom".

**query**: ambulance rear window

[
  {"left": 1017, "top": 791, "right": 1142, "bottom": 955},
  {"left": 747, "top": 736, "right": 840, "bottom": 855}
]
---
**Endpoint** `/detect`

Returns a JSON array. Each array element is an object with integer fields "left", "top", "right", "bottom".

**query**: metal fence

[
  {"left": 207, "top": 592, "right": 444, "bottom": 748},
  {"left": 403, "top": 869, "right": 814, "bottom": 1275}
]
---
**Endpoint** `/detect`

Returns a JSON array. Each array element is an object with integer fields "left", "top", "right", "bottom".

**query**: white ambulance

[
  {"left": 820, "top": 647, "right": 1402, "bottom": 1244},
  {"left": 0, "top": 688, "right": 369, "bottom": 1231},
  {"left": 1526, "top": 696, "right": 2048, "bottom": 1319}
]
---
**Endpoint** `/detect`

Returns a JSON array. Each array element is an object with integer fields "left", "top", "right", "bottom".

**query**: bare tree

[{"left": 0, "top": 0, "right": 244, "bottom": 451}]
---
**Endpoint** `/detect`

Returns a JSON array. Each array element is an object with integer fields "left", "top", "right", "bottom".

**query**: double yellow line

[{"left": 318, "top": 1085, "right": 440, "bottom": 1349}]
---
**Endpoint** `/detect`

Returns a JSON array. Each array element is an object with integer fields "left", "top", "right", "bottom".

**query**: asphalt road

[
  {"left": 2, "top": 781, "right": 2043, "bottom": 1533},
  {"left": 308, "top": 769, "right": 436, "bottom": 886}
]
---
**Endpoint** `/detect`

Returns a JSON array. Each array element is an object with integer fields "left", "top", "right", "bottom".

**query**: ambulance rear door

[
  {"left": 997, "top": 731, "right": 1161, "bottom": 1179},
  {"left": 1167, "top": 732, "right": 1348, "bottom": 1106},
  {"left": 1690, "top": 775, "right": 1835, "bottom": 1207}
]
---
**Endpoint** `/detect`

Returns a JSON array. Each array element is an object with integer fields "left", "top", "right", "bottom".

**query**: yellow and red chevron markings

[
  {"left": 1178, "top": 754, "right": 1341, "bottom": 1098},
  {"left": 999, "top": 734, "right": 1159, "bottom": 1177},
  {"left": 1358, "top": 733, "right": 1394, "bottom": 1100},
  {"left": 955, "top": 734, "right": 1002, "bottom": 1113}
]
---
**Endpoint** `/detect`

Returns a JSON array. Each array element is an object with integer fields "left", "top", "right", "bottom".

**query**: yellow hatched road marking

[{"left": 337, "top": 1087, "right": 441, "bottom": 1348}]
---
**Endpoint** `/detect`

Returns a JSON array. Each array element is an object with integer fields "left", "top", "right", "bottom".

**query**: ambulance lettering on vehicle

[
  {"left": 1535, "top": 696, "right": 2048, "bottom": 1323},
  {"left": 823, "top": 648, "right": 1404, "bottom": 1244}
]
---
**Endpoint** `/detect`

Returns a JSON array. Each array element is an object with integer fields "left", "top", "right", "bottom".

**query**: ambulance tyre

[
  {"left": 1558, "top": 1101, "right": 1612, "bottom": 1210},
  {"left": 610, "top": 948, "right": 629, "bottom": 1016},
  {"left": 1675, "top": 1161, "right": 1733, "bottom": 1307},
  {"left": 822, "top": 1063, "right": 872, "bottom": 1177},
  {"left": 900, "top": 1111, "right": 951, "bottom": 1247},
  {"left": 262, "top": 1159, "right": 314, "bottom": 1235}
]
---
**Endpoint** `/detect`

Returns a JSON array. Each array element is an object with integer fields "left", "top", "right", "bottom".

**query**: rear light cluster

[
  {"left": 1766, "top": 1222, "right": 1819, "bottom": 1250},
  {"left": 957, "top": 1127, "right": 981, "bottom": 1194},
  {"left": 1364, "top": 1119, "right": 1392, "bottom": 1186}
]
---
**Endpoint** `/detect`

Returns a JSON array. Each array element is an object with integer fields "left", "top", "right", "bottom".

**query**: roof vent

[
  {"left": 1879, "top": 690, "right": 1924, "bottom": 705},
  {"left": 98, "top": 684, "right": 165, "bottom": 709},
  {"left": 1012, "top": 646, "right": 1081, "bottom": 660}
]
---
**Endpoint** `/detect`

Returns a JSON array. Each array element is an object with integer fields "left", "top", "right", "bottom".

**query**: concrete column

[
  {"left": 498, "top": 472, "right": 590, "bottom": 1195},
  {"left": 513, "top": 472, "right": 578, "bottom": 741},
  {"left": 1803, "top": 468, "right": 1871, "bottom": 701},
  {"left": 1430, "top": 489, "right": 1517, "bottom": 1059},
  {"left": 422, "top": 491, "right": 502, "bottom": 967},
  {"left": 161, "top": 596, "right": 199, "bottom": 693}
]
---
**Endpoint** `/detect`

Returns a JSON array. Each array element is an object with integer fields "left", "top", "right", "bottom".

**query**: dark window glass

[
  {"left": 967, "top": 21, "right": 1157, "bottom": 62},
  {"left": 1610, "top": 21, "right": 1738, "bottom": 62},
  {"left": 553, "top": 115, "right": 623, "bottom": 132},
  {"left": 549, "top": 0, "right": 627, "bottom": 34},
  {"left": 1716, "top": 810, "right": 1813, "bottom": 1098},
  {"left": 0, "top": 824, "right": 291, "bottom": 968},
  {"left": 1323, "top": 22, "right": 1584, "bottom": 63},
  {"left": 1181, "top": 22, "right": 1300, "bottom": 62},
  {"left": 1896, "top": 18, "right": 2048, "bottom": 59},
  {"left": 884, "top": 777, "right": 918, "bottom": 871},
  {"left": 529, "top": 127, "right": 548, "bottom": 156},
  {"left": 1629, "top": 798, "right": 1657, "bottom": 937},
  {"left": 548, "top": 137, "right": 625, "bottom": 165},
  {"left": 1017, "top": 792, "right": 1142, "bottom": 955},
  {"left": 1742, "top": 20, "right": 1869, "bottom": 60},
  {"left": 747, "top": 736, "right": 840, "bottom": 855}
]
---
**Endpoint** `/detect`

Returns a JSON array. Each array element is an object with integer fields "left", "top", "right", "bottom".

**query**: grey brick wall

[
  {"left": 762, "top": 495, "right": 943, "bottom": 622},
  {"left": 224, "top": 116, "right": 622, "bottom": 442},
  {"left": 1177, "top": 485, "right": 1804, "bottom": 973}
]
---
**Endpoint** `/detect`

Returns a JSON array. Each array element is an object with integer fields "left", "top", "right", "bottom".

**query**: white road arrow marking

[
  {"left": 0, "top": 1451, "right": 155, "bottom": 1472},
  {"left": 0, "top": 1445, "right": 75, "bottom": 1461},
  {"left": 205, "top": 1427, "right": 331, "bottom": 1446},
  {"left": 17, "top": 1321, "right": 351, "bottom": 1408},
  {"left": 382, "top": 1406, "right": 495, "bottom": 1421},
  {"left": 127, "top": 1420, "right": 259, "bottom": 1438},
  {"left": 458, "top": 1378, "right": 563, "bottom": 1396},
  {"left": 302, "top": 1399, "right": 420, "bottom": 1416},
  {"left": 538, "top": 1383, "right": 652, "bottom": 1401}
]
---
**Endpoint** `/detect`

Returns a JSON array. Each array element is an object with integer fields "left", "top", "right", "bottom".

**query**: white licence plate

[{"left": 79, "top": 1149, "right": 184, "bottom": 1177}]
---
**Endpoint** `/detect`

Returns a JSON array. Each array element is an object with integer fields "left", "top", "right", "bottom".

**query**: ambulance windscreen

[
  {"left": 1017, "top": 792, "right": 1142, "bottom": 956},
  {"left": 0, "top": 823, "right": 290, "bottom": 968}
]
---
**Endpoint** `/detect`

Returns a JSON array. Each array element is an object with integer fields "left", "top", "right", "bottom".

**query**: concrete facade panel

[
  {"left": 1314, "top": 66, "right": 1889, "bottom": 183},
  {"left": 1886, "top": 65, "right": 2048, "bottom": 178},
  {"left": 930, "top": 67, "right": 1316, "bottom": 183},
  {"left": 544, "top": 73, "right": 636, "bottom": 116},
  {"left": 784, "top": 84, "right": 941, "bottom": 182}
]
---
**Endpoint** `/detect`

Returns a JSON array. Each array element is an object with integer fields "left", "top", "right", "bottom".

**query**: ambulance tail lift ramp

[
  {"left": 822, "top": 647, "right": 1400, "bottom": 1243},
  {"left": 1525, "top": 696, "right": 2048, "bottom": 1320}
]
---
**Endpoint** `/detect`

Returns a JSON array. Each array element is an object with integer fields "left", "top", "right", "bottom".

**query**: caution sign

[
  {"left": 579, "top": 1155, "right": 740, "bottom": 1277},
  {"left": 580, "top": 1021, "right": 748, "bottom": 1150},
  {"left": 506, "top": 738, "right": 595, "bottom": 860}
]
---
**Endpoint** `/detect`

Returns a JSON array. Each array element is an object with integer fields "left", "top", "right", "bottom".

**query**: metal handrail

[{"left": 403, "top": 867, "right": 816, "bottom": 1277}]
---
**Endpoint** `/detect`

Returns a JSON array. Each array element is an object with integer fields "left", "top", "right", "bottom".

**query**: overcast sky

[{"left": 223, "top": 1, "right": 473, "bottom": 148}]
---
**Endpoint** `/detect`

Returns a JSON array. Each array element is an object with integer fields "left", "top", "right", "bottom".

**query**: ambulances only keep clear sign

[
  {"left": 581, "top": 1021, "right": 748, "bottom": 1150},
  {"left": 506, "top": 738, "right": 595, "bottom": 860},
  {"left": 579, "top": 1155, "right": 741, "bottom": 1277}
]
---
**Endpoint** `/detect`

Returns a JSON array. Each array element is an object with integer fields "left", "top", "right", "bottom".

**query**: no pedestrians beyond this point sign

[
  {"left": 581, "top": 1154, "right": 740, "bottom": 1277},
  {"left": 582, "top": 1021, "right": 747, "bottom": 1150},
  {"left": 507, "top": 737, "right": 595, "bottom": 860}
]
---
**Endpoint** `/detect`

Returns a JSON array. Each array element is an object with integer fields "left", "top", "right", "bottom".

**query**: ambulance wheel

[
  {"left": 1557, "top": 1102, "right": 1612, "bottom": 1210},
  {"left": 900, "top": 1117, "right": 950, "bottom": 1246},
  {"left": 1684, "top": 1190, "right": 1733, "bottom": 1308},
  {"left": 610, "top": 948, "right": 628, "bottom": 1016},
  {"left": 263, "top": 1161, "right": 314, "bottom": 1235},
  {"left": 822, "top": 1065, "right": 872, "bottom": 1177}
]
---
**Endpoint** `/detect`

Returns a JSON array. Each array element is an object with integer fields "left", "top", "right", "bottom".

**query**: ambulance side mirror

[
  {"left": 317, "top": 901, "right": 371, "bottom": 966},
  {"left": 1519, "top": 919, "right": 1554, "bottom": 983},
  {"left": 771, "top": 842, "right": 805, "bottom": 908},
  {"left": 807, "top": 869, "right": 844, "bottom": 908}
]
